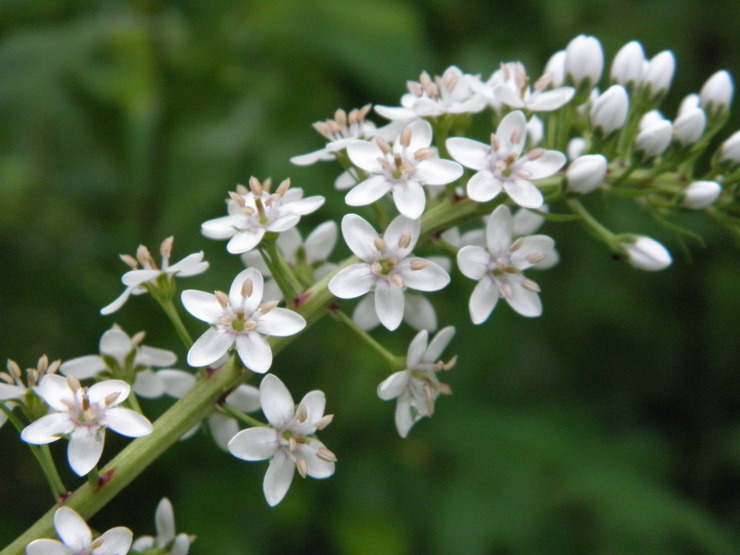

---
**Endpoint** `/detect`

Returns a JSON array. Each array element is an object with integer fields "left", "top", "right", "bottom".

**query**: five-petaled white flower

[
  {"left": 457, "top": 205, "right": 555, "bottom": 322},
  {"left": 132, "top": 497, "right": 195, "bottom": 555},
  {"left": 345, "top": 119, "right": 463, "bottom": 219},
  {"left": 101, "top": 236, "right": 209, "bottom": 315},
  {"left": 181, "top": 268, "right": 306, "bottom": 373},
  {"left": 328, "top": 214, "right": 451, "bottom": 331},
  {"left": 21, "top": 375, "right": 153, "bottom": 476},
  {"left": 227, "top": 374, "right": 336, "bottom": 507},
  {"left": 26, "top": 506, "right": 133, "bottom": 555},
  {"left": 446, "top": 110, "right": 566, "bottom": 208},
  {"left": 378, "top": 326, "right": 456, "bottom": 438},
  {"left": 201, "top": 177, "right": 325, "bottom": 255},
  {"left": 60, "top": 325, "right": 177, "bottom": 387}
]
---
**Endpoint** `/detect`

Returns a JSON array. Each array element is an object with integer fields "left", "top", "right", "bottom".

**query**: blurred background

[{"left": 1, "top": 1, "right": 739, "bottom": 553}]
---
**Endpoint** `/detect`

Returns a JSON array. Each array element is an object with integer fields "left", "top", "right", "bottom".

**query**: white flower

[
  {"left": 132, "top": 498, "right": 195, "bottom": 555},
  {"left": 378, "top": 327, "right": 455, "bottom": 438},
  {"left": 621, "top": 235, "right": 672, "bottom": 271},
  {"left": 473, "top": 62, "right": 574, "bottom": 112},
  {"left": 642, "top": 50, "right": 675, "bottom": 100},
  {"left": 0, "top": 356, "right": 60, "bottom": 430},
  {"left": 567, "top": 154, "right": 608, "bottom": 194},
  {"left": 564, "top": 35, "right": 604, "bottom": 90},
  {"left": 700, "top": 70, "right": 734, "bottom": 114},
  {"left": 682, "top": 180, "right": 722, "bottom": 209},
  {"left": 328, "top": 214, "right": 450, "bottom": 331},
  {"left": 60, "top": 325, "right": 177, "bottom": 382},
  {"left": 635, "top": 119, "right": 673, "bottom": 160},
  {"left": 201, "top": 178, "right": 325, "bottom": 255},
  {"left": 182, "top": 268, "right": 306, "bottom": 373},
  {"left": 672, "top": 107, "right": 706, "bottom": 146},
  {"left": 21, "top": 375, "right": 153, "bottom": 476},
  {"left": 446, "top": 110, "right": 566, "bottom": 208},
  {"left": 611, "top": 41, "right": 646, "bottom": 88},
  {"left": 101, "top": 236, "right": 208, "bottom": 315},
  {"left": 375, "top": 66, "right": 486, "bottom": 120},
  {"left": 345, "top": 119, "right": 463, "bottom": 219},
  {"left": 591, "top": 85, "right": 629, "bottom": 137},
  {"left": 26, "top": 506, "right": 132, "bottom": 555},
  {"left": 457, "top": 205, "right": 555, "bottom": 322},
  {"left": 227, "top": 374, "right": 336, "bottom": 507}
]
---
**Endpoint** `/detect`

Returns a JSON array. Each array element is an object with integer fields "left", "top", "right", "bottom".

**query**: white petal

[
  {"left": 167, "top": 251, "right": 209, "bottom": 277},
  {"left": 340, "top": 213, "right": 380, "bottom": 260},
  {"left": 424, "top": 326, "right": 455, "bottom": 362},
  {"left": 485, "top": 205, "right": 514, "bottom": 253},
  {"left": 346, "top": 140, "right": 385, "bottom": 172},
  {"left": 226, "top": 229, "right": 265, "bottom": 254},
  {"left": 181, "top": 290, "right": 223, "bottom": 324},
  {"left": 404, "top": 119, "right": 433, "bottom": 151},
  {"left": 511, "top": 235, "right": 556, "bottom": 269},
  {"left": 304, "top": 220, "right": 338, "bottom": 262},
  {"left": 446, "top": 137, "right": 490, "bottom": 170},
  {"left": 68, "top": 428, "right": 105, "bottom": 476},
  {"left": 225, "top": 384, "right": 261, "bottom": 412},
  {"left": 201, "top": 215, "right": 241, "bottom": 239},
  {"left": 394, "top": 396, "right": 416, "bottom": 438},
  {"left": 296, "top": 390, "right": 326, "bottom": 429},
  {"left": 414, "top": 158, "right": 463, "bottom": 185},
  {"left": 55, "top": 506, "right": 92, "bottom": 550},
  {"left": 284, "top": 195, "right": 325, "bottom": 216},
  {"left": 99, "top": 327, "right": 133, "bottom": 359},
  {"left": 132, "top": 369, "right": 165, "bottom": 398},
  {"left": 208, "top": 414, "right": 240, "bottom": 450},
  {"left": 229, "top": 268, "right": 264, "bottom": 310},
  {"left": 375, "top": 280, "right": 404, "bottom": 331},
  {"left": 351, "top": 294, "right": 380, "bottom": 331},
  {"left": 60, "top": 355, "right": 106, "bottom": 381},
  {"left": 100, "top": 287, "right": 135, "bottom": 316},
  {"left": 158, "top": 369, "right": 197, "bottom": 398},
  {"left": 503, "top": 178, "right": 544, "bottom": 208},
  {"left": 527, "top": 87, "right": 575, "bottom": 111},
  {"left": 334, "top": 169, "right": 357, "bottom": 190},
  {"left": 466, "top": 171, "right": 502, "bottom": 202},
  {"left": 400, "top": 259, "right": 450, "bottom": 292},
  {"left": 228, "top": 427, "right": 279, "bottom": 461},
  {"left": 496, "top": 111, "right": 528, "bottom": 157},
  {"left": 187, "top": 328, "right": 234, "bottom": 368},
  {"left": 256, "top": 308, "right": 306, "bottom": 337},
  {"left": 87, "top": 379, "right": 130, "bottom": 406},
  {"left": 259, "top": 374, "right": 295, "bottom": 427},
  {"left": 263, "top": 450, "right": 295, "bottom": 506},
  {"left": 378, "top": 371, "right": 410, "bottom": 400},
  {"left": 290, "top": 148, "right": 333, "bottom": 166},
  {"left": 234, "top": 333, "right": 273, "bottom": 374},
  {"left": 406, "top": 330, "right": 429, "bottom": 368},
  {"left": 392, "top": 181, "right": 426, "bottom": 219},
  {"left": 402, "top": 293, "right": 438, "bottom": 331},
  {"left": 456, "top": 245, "right": 490, "bottom": 280},
  {"left": 103, "top": 407, "right": 153, "bottom": 437},
  {"left": 25, "top": 539, "right": 71, "bottom": 555},
  {"left": 521, "top": 150, "right": 566, "bottom": 179},
  {"left": 505, "top": 275, "right": 543, "bottom": 317},
  {"left": 328, "top": 264, "right": 375, "bottom": 299},
  {"left": 95, "top": 527, "right": 134, "bottom": 555},
  {"left": 0, "top": 383, "right": 25, "bottom": 401},
  {"left": 345, "top": 175, "right": 391, "bottom": 207},
  {"left": 21, "top": 413, "right": 73, "bottom": 444},
  {"left": 136, "top": 345, "right": 178, "bottom": 368},
  {"left": 469, "top": 278, "right": 499, "bottom": 324},
  {"left": 121, "top": 269, "right": 159, "bottom": 287},
  {"left": 35, "top": 374, "right": 73, "bottom": 411},
  {"left": 383, "top": 215, "right": 420, "bottom": 258}
]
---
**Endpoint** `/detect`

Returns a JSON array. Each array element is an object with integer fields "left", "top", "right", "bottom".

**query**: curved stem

[{"left": 328, "top": 309, "right": 405, "bottom": 372}]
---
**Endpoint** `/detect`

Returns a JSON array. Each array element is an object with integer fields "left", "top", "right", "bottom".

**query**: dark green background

[{"left": 1, "top": 1, "right": 739, "bottom": 553}]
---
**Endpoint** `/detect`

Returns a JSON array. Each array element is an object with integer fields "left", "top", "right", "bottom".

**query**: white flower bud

[
  {"left": 682, "top": 180, "right": 721, "bottom": 209},
  {"left": 642, "top": 50, "right": 675, "bottom": 99},
  {"left": 635, "top": 120, "right": 673, "bottom": 159},
  {"left": 622, "top": 236, "right": 672, "bottom": 271},
  {"left": 700, "top": 70, "right": 734, "bottom": 113},
  {"left": 527, "top": 115, "right": 544, "bottom": 146},
  {"left": 567, "top": 154, "right": 607, "bottom": 194},
  {"left": 591, "top": 85, "right": 629, "bottom": 136},
  {"left": 611, "top": 41, "right": 646, "bottom": 88},
  {"left": 565, "top": 35, "right": 604, "bottom": 88},
  {"left": 567, "top": 137, "right": 587, "bottom": 161},
  {"left": 678, "top": 93, "right": 700, "bottom": 116},
  {"left": 672, "top": 107, "right": 706, "bottom": 146},
  {"left": 719, "top": 130, "right": 740, "bottom": 166},
  {"left": 639, "top": 109, "right": 665, "bottom": 131},
  {"left": 544, "top": 50, "right": 566, "bottom": 88}
]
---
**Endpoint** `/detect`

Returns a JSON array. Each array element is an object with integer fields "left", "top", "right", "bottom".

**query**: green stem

[
  {"left": 154, "top": 296, "right": 193, "bottom": 350},
  {"left": 218, "top": 403, "right": 264, "bottom": 428},
  {"left": 259, "top": 235, "right": 304, "bottom": 305},
  {"left": 0, "top": 402, "right": 67, "bottom": 500},
  {"left": 328, "top": 309, "right": 405, "bottom": 371},
  {"left": 566, "top": 198, "right": 617, "bottom": 248}
]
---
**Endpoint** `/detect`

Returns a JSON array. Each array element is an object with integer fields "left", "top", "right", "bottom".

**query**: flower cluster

[{"left": 9, "top": 32, "right": 740, "bottom": 554}]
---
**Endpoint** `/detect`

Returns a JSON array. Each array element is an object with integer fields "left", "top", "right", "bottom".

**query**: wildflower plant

[{"left": 3, "top": 34, "right": 739, "bottom": 554}]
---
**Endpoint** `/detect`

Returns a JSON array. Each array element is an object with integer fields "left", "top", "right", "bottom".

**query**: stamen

[
  {"left": 241, "top": 279, "right": 253, "bottom": 298},
  {"left": 259, "top": 300, "right": 279, "bottom": 314},
  {"left": 136, "top": 245, "right": 156, "bottom": 269},
  {"left": 317, "top": 447, "right": 337, "bottom": 462},
  {"left": 103, "top": 392, "right": 121, "bottom": 406},
  {"left": 316, "top": 414, "right": 334, "bottom": 430},
  {"left": 414, "top": 147, "right": 435, "bottom": 161},
  {"left": 400, "top": 127, "right": 412, "bottom": 148},
  {"left": 510, "top": 237, "right": 524, "bottom": 251},
  {"left": 398, "top": 232, "right": 412, "bottom": 249},
  {"left": 391, "top": 273, "right": 405, "bottom": 287},
  {"left": 7, "top": 360, "right": 22, "bottom": 380},
  {"left": 229, "top": 191, "right": 246, "bottom": 207},
  {"left": 248, "top": 176, "right": 263, "bottom": 196},
  {"left": 160, "top": 236, "right": 174, "bottom": 259},
  {"left": 235, "top": 184, "right": 249, "bottom": 196},
  {"left": 289, "top": 437, "right": 297, "bottom": 452},
  {"left": 296, "top": 403, "right": 308, "bottom": 424},
  {"left": 296, "top": 458, "right": 308, "bottom": 478},
  {"left": 370, "top": 261, "right": 383, "bottom": 275},
  {"left": 522, "top": 278, "right": 541, "bottom": 292},
  {"left": 527, "top": 147, "right": 545, "bottom": 160},
  {"left": 131, "top": 330, "right": 146, "bottom": 345},
  {"left": 276, "top": 179, "right": 291, "bottom": 196},
  {"left": 375, "top": 137, "right": 391, "bottom": 155},
  {"left": 500, "top": 283, "right": 514, "bottom": 299},
  {"left": 215, "top": 290, "right": 230, "bottom": 308},
  {"left": 438, "top": 383, "right": 453, "bottom": 395},
  {"left": 510, "top": 127, "right": 522, "bottom": 145},
  {"left": 527, "top": 252, "right": 545, "bottom": 264},
  {"left": 409, "top": 259, "right": 428, "bottom": 271},
  {"left": 66, "top": 375, "right": 82, "bottom": 393},
  {"left": 119, "top": 254, "right": 139, "bottom": 270},
  {"left": 334, "top": 108, "right": 347, "bottom": 127},
  {"left": 374, "top": 237, "right": 386, "bottom": 252}
]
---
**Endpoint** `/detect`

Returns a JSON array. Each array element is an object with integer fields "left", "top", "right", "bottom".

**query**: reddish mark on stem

[
  {"left": 294, "top": 291, "right": 312, "bottom": 308},
  {"left": 58, "top": 491, "right": 73, "bottom": 504},
  {"left": 96, "top": 469, "right": 115, "bottom": 490}
]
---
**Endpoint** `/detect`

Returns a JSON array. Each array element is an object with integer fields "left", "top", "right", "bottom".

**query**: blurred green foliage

[{"left": 1, "top": 1, "right": 739, "bottom": 553}]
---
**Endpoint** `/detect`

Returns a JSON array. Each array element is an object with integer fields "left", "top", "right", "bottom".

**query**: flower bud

[
  {"left": 622, "top": 236, "right": 672, "bottom": 271},
  {"left": 611, "top": 41, "right": 646, "bottom": 88},
  {"left": 567, "top": 137, "right": 587, "bottom": 161},
  {"left": 527, "top": 115, "right": 544, "bottom": 146},
  {"left": 719, "top": 130, "right": 740, "bottom": 167},
  {"left": 544, "top": 50, "right": 566, "bottom": 87},
  {"left": 678, "top": 93, "right": 700, "bottom": 116},
  {"left": 566, "top": 154, "right": 607, "bottom": 194},
  {"left": 635, "top": 120, "right": 672, "bottom": 160},
  {"left": 565, "top": 35, "right": 604, "bottom": 89},
  {"left": 642, "top": 50, "right": 675, "bottom": 100},
  {"left": 700, "top": 70, "right": 734, "bottom": 114},
  {"left": 682, "top": 180, "right": 721, "bottom": 209},
  {"left": 591, "top": 85, "right": 629, "bottom": 137},
  {"left": 672, "top": 107, "right": 706, "bottom": 146},
  {"left": 639, "top": 109, "right": 665, "bottom": 130}
]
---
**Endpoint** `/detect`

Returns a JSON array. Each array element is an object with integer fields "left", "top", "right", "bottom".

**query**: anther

[
  {"left": 296, "top": 403, "right": 308, "bottom": 424},
  {"left": 317, "top": 447, "right": 337, "bottom": 462},
  {"left": 120, "top": 254, "right": 139, "bottom": 270},
  {"left": 391, "top": 273, "right": 405, "bottom": 287},
  {"left": 374, "top": 237, "right": 386, "bottom": 252},
  {"left": 510, "top": 237, "right": 524, "bottom": 251},
  {"left": 160, "top": 236, "right": 174, "bottom": 259},
  {"left": 510, "top": 127, "right": 522, "bottom": 145},
  {"left": 400, "top": 127, "right": 412, "bottom": 148},
  {"left": 241, "top": 279, "right": 254, "bottom": 298},
  {"left": 522, "top": 278, "right": 541, "bottom": 292},
  {"left": 103, "top": 392, "right": 121, "bottom": 406},
  {"left": 371, "top": 261, "right": 383, "bottom": 275},
  {"left": 66, "top": 375, "right": 82, "bottom": 393},
  {"left": 527, "top": 148, "right": 545, "bottom": 160},
  {"left": 248, "top": 176, "right": 263, "bottom": 196},
  {"left": 276, "top": 178, "right": 291, "bottom": 196},
  {"left": 398, "top": 232, "right": 412, "bottom": 249},
  {"left": 316, "top": 414, "right": 334, "bottom": 430},
  {"left": 136, "top": 245, "right": 156, "bottom": 269},
  {"left": 375, "top": 137, "right": 391, "bottom": 155},
  {"left": 229, "top": 191, "right": 247, "bottom": 207},
  {"left": 409, "top": 259, "right": 428, "bottom": 271},
  {"left": 500, "top": 283, "right": 514, "bottom": 299},
  {"left": 414, "top": 147, "right": 435, "bottom": 161},
  {"left": 296, "top": 458, "right": 308, "bottom": 478},
  {"left": 527, "top": 252, "right": 545, "bottom": 264},
  {"left": 215, "top": 290, "right": 230, "bottom": 308},
  {"left": 259, "top": 300, "right": 279, "bottom": 314},
  {"left": 131, "top": 330, "right": 146, "bottom": 345}
]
